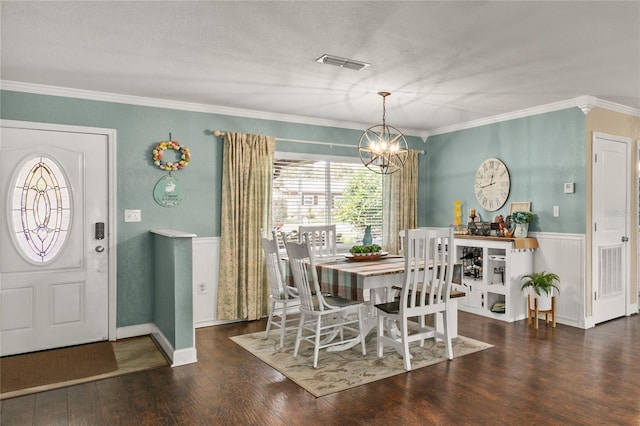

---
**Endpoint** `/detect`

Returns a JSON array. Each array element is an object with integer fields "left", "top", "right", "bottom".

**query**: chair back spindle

[{"left": 299, "top": 225, "right": 337, "bottom": 258}]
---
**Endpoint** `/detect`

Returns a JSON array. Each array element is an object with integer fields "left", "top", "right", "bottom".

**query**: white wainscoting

[
  {"left": 192, "top": 233, "right": 591, "bottom": 329},
  {"left": 192, "top": 237, "right": 220, "bottom": 328},
  {"left": 530, "top": 232, "right": 586, "bottom": 328}
]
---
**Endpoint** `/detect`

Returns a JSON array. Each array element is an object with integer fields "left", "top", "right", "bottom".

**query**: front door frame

[{"left": 1, "top": 119, "right": 118, "bottom": 341}]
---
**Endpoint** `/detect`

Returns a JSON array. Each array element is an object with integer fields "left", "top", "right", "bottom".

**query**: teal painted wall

[
  {"left": 1, "top": 90, "right": 586, "bottom": 329},
  {"left": 419, "top": 108, "right": 587, "bottom": 233},
  {"left": 0, "top": 89, "right": 423, "bottom": 328},
  {"left": 152, "top": 234, "right": 194, "bottom": 350}
]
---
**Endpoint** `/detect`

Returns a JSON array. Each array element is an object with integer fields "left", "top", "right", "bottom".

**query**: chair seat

[
  {"left": 374, "top": 300, "right": 400, "bottom": 315},
  {"left": 276, "top": 287, "right": 299, "bottom": 301},
  {"left": 323, "top": 295, "right": 362, "bottom": 308},
  {"left": 375, "top": 286, "right": 442, "bottom": 315},
  {"left": 307, "top": 294, "right": 361, "bottom": 312}
]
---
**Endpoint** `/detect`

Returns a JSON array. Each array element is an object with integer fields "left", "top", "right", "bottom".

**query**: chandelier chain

[{"left": 382, "top": 95, "right": 386, "bottom": 126}]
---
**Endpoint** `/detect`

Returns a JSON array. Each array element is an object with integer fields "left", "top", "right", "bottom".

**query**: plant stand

[{"left": 527, "top": 294, "right": 556, "bottom": 329}]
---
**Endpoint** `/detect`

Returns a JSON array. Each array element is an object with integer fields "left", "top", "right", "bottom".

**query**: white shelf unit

[{"left": 453, "top": 237, "right": 535, "bottom": 322}]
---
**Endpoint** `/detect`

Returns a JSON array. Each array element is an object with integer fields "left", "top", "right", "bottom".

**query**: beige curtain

[
  {"left": 382, "top": 149, "right": 419, "bottom": 254},
  {"left": 217, "top": 132, "right": 275, "bottom": 321}
]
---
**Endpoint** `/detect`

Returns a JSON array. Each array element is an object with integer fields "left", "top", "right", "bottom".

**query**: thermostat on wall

[{"left": 564, "top": 182, "right": 575, "bottom": 194}]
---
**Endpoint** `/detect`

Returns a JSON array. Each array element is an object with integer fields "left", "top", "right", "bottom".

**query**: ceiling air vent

[{"left": 316, "top": 54, "right": 370, "bottom": 71}]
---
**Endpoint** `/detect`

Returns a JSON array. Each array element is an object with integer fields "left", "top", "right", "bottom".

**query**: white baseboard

[
  {"left": 172, "top": 347, "right": 198, "bottom": 366},
  {"left": 116, "top": 323, "right": 158, "bottom": 339},
  {"left": 195, "top": 318, "right": 244, "bottom": 328}
]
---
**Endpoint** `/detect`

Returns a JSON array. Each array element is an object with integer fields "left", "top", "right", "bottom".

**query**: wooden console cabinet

[{"left": 453, "top": 235, "right": 538, "bottom": 322}]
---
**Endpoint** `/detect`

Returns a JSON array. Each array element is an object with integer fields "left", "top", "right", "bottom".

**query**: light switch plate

[
  {"left": 124, "top": 209, "right": 141, "bottom": 222},
  {"left": 564, "top": 182, "right": 575, "bottom": 194}
]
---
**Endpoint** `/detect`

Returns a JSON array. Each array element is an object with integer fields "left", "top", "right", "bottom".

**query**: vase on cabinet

[{"left": 514, "top": 223, "right": 529, "bottom": 238}]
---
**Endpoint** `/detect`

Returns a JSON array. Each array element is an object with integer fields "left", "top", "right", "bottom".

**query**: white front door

[
  {"left": 0, "top": 121, "right": 114, "bottom": 356},
  {"left": 592, "top": 132, "right": 630, "bottom": 324}
]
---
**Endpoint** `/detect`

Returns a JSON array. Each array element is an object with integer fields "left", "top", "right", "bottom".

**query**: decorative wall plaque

[{"left": 153, "top": 175, "right": 184, "bottom": 207}]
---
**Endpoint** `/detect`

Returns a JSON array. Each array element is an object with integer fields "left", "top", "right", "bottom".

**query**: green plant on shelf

[{"left": 511, "top": 210, "right": 534, "bottom": 224}]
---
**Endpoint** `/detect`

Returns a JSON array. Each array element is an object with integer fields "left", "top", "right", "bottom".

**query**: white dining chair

[
  {"left": 298, "top": 224, "right": 337, "bottom": 258},
  {"left": 261, "top": 230, "right": 300, "bottom": 348},
  {"left": 375, "top": 227, "right": 455, "bottom": 370},
  {"left": 285, "top": 237, "right": 367, "bottom": 368}
]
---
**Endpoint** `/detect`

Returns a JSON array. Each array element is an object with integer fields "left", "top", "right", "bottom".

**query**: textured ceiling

[{"left": 1, "top": 1, "right": 639, "bottom": 135}]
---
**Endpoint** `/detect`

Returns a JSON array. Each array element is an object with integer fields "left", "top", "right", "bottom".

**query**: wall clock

[{"left": 474, "top": 157, "right": 510, "bottom": 211}]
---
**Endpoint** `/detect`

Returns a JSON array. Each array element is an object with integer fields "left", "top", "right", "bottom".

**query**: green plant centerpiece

[{"left": 349, "top": 244, "right": 382, "bottom": 255}]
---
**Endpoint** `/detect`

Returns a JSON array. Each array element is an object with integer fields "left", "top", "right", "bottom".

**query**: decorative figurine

[
  {"left": 453, "top": 200, "right": 463, "bottom": 227},
  {"left": 498, "top": 215, "right": 505, "bottom": 236}
]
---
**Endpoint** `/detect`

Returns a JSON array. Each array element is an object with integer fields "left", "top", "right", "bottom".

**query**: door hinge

[
  {"left": 594, "top": 223, "right": 597, "bottom": 232},
  {"left": 594, "top": 153, "right": 598, "bottom": 163},
  {"left": 594, "top": 291, "right": 597, "bottom": 301}
]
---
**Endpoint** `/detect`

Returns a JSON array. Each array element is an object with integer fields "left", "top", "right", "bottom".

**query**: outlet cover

[{"left": 124, "top": 209, "right": 141, "bottom": 222}]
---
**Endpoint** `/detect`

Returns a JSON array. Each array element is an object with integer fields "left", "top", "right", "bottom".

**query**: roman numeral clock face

[{"left": 474, "top": 157, "right": 511, "bottom": 211}]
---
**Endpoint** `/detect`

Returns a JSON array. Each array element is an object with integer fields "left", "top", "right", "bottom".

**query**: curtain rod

[{"left": 212, "top": 130, "right": 425, "bottom": 154}]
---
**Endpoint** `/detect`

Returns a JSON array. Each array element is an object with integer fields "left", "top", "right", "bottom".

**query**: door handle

[
  {"left": 621, "top": 236, "right": 629, "bottom": 243},
  {"left": 95, "top": 246, "right": 105, "bottom": 253}
]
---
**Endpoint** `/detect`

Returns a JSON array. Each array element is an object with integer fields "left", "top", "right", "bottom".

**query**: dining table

[{"left": 313, "top": 254, "right": 465, "bottom": 338}]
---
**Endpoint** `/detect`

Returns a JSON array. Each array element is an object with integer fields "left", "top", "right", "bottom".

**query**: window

[
  {"left": 272, "top": 153, "right": 382, "bottom": 250},
  {"left": 11, "top": 155, "right": 71, "bottom": 263}
]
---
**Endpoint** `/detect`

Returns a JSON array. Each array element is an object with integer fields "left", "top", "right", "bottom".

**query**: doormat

[{"left": 1, "top": 336, "right": 169, "bottom": 399}]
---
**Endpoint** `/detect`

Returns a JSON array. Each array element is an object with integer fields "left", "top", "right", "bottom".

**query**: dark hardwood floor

[{"left": 2, "top": 312, "right": 639, "bottom": 425}]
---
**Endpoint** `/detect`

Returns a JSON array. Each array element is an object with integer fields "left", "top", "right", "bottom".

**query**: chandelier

[{"left": 358, "top": 91, "right": 409, "bottom": 175}]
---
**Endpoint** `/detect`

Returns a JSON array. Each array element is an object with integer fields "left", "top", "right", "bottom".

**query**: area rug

[
  {"left": 231, "top": 330, "right": 493, "bottom": 397},
  {"left": 0, "top": 335, "right": 169, "bottom": 399}
]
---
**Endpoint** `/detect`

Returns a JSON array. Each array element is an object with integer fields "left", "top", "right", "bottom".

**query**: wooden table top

[
  {"left": 456, "top": 235, "right": 539, "bottom": 249},
  {"left": 316, "top": 256, "right": 465, "bottom": 299}
]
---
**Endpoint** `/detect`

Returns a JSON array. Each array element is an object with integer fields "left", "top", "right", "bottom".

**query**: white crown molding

[
  {"left": 2, "top": 80, "right": 636, "bottom": 139},
  {"left": 427, "top": 96, "right": 640, "bottom": 137},
  {"left": 0, "top": 80, "right": 428, "bottom": 137}
]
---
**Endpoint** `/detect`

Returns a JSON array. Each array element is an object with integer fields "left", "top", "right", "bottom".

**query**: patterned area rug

[{"left": 231, "top": 329, "right": 493, "bottom": 397}]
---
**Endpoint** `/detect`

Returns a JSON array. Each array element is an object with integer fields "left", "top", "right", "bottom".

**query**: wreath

[{"left": 152, "top": 141, "right": 190, "bottom": 171}]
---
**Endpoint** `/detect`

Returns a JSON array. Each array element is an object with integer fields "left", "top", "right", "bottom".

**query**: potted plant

[
  {"left": 349, "top": 243, "right": 382, "bottom": 255},
  {"left": 520, "top": 271, "right": 560, "bottom": 311},
  {"left": 511, "top": 210, "right": 534, "bottom": 238}
]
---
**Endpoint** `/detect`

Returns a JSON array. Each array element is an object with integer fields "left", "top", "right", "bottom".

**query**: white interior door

[
  {"left": 0, "top": 122, "right": 112, "bottom": 356},
  {"left": 592, "top": 132, "right": 630, "bottom": 324}
]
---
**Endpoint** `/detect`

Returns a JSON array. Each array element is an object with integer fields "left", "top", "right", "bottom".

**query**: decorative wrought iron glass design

[
  {"left": 358, "top": 91, "right": 409, "bottom": 175},
  {"left": 11, "top": 156, "right": 71, "bottom": 263}
]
